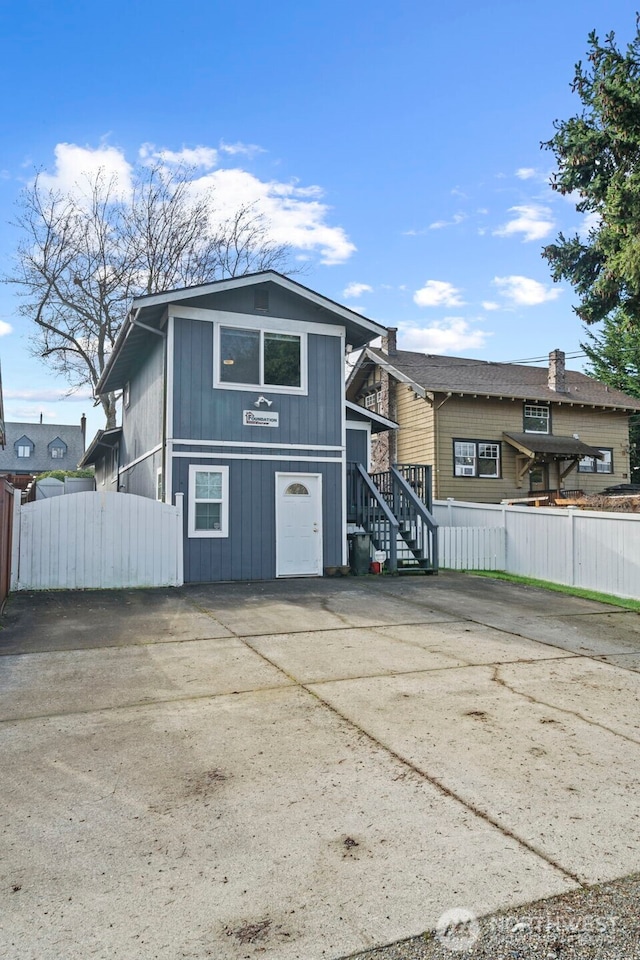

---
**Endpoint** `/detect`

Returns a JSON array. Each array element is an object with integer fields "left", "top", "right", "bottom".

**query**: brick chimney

[
  {"left": 548, "top": 349, "right": 566, "bottom": 392},
  {"left": 381, "top": 327, "right": 397, "bottom": 356}
]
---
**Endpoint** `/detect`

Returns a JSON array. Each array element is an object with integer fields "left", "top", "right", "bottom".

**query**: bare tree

[{"left": 6, "top": 164, "right": 291, "bottom": 428}]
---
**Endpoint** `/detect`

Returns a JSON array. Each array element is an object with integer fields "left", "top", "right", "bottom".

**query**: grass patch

[{"left": 465, "top": 570, "right": 640, "bottom": 611}]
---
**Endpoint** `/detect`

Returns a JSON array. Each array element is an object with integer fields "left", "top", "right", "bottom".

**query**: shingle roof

[
  {"left": 366, "top": 348, "right": 640, "bottom": 411},
  {"left": 502, "top": 432, "right": 603, "bottom": 459},
  {"left": 0, "top": 421, "right": 85, "bottom": 474}
]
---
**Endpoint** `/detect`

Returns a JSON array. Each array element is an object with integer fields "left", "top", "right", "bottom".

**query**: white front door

[{"left": 275, "top": 473, "right": 323, "bottom": 577}]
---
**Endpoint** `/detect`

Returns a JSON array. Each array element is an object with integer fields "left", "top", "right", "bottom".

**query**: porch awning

[
  {"left": 79, "top": 427, "right": 123, "bottom": 467},
  {"left": 502, "top": 432, "right": 603, "bottom": 461},
  {"left": 345, "top": 400, "right": 398, "bottom": 434}
]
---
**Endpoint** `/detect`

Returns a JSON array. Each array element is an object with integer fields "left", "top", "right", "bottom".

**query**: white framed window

[
  {"left": 123, "top": 382, "right": 131, "bottom": 408},
  {"left": 454, "top": 440, "right": 501, "bottom": 478},
  {"left": 110, "top": 445, "right": 119, "bottom": 481},
  {"left": 17, "top": 445, "right": 31, "bottom": 458},
  {"left": 364, "top": 390, "right": 382, "bottom": 411},
  {"left": 156, "top": 468, "right": 164, "bottom": 502},
  {"left": 188, "top": 464, "right": 229, "bottom": 538},
  {"left": 523, "top": 404, "right": 550, "bottom": 434},
  {"left": 214, "top": 323, "right": 307, "bottom": 395},
  {"left": 50, "top": 446, "right": 65, "bottom": 459},
  {"left": 578, "top": 448, "right": 613, "bottom": 474}
]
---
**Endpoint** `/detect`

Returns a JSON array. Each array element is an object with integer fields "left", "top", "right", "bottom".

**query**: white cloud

[
  {"left": 515, "top": 167, "right": 536, "bottom": 180},
  {"left": 493, "top": 204, "right": 555, "bottom": 242},
  {"left": 493, "top": 275, "right": 561, "bottom": 306},
  {"left": 4, "top": 387, "right": 92, "bottom": 401},
  {"left": 139, "top": 143, "right": 219, "bottom": 169},
  {"left": 190, "top": 166, "right": 355, "bottom": 264},
  {"left": 219, "top": 141, "right": 265, "bottom": 158},
  {"left": 413, "top": 280, "right": 465, "bottom": 308},
  {"left": 429, "top": 213, "right": 465, "bottom": 230},
  {"left": 481, "top": 301, "right": 500, "bottom": 311},
  {"left": 8, "top": 404, "right": 59, "bottom": 420},
  {"left": 579, "top": 211, "right": 601, "bottom": 238},
  {"left": 39, "top": 143, "right": 133, "bottom": 200},
  {"left": 0, "top": 320, "right": 12, "bottom": 336},
  {"left": 397, "top": 318, "right": 490, "bottom": 353},
  {"left": 36, "top": 143, "right": 355, "bottom": 267},
  {"left": 343, "top": 282, "right": 372, "bottom": 299}
]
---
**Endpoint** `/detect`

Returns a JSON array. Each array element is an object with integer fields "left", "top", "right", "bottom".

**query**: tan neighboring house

[{"left": 346, "top": 330, "right": 640, "bottom": 504}]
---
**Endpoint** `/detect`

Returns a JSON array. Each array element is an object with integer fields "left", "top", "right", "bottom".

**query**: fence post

[
  {"left": 174, "top": 492, "right": 185, "bottom": 586},
  {"left": 10, "top": 493, "right": 20, "bottom": 591},
  {"left": 567, "top": 506, "right": 577, "bottom": 586}
]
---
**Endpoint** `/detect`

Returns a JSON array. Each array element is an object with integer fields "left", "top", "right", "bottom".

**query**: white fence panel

[
  {"left": 434, "top": 499, "right": 640, "bottom": 600},
  {"left": 438, "top": 525, "right": 505, "bottom": 570},
  {"left": 14, "top": 491, "right": 183, "bottom": 590}
]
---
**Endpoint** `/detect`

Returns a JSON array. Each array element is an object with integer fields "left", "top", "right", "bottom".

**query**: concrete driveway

[{"left": 1, "top": 572, "right": 639, "bottom": 960}]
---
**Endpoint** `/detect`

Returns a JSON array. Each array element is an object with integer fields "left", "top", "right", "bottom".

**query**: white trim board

[
  {"left": 172, "top": 452, "right": 342, "bottom": 463},
  {"left": 172, "top": 438, "right": 342, "bottom": 452},
  {"left": 169, "top": 305, "right": 345, "bottom": 340}
]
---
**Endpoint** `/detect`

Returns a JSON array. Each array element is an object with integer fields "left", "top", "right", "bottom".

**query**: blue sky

[{"left": 0, "top": 0, "right": 636, "bottom": 441}]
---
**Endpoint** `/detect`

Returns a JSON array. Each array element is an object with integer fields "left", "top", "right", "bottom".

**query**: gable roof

[
  {"left": 0, "top": 421, "right": 85, "bottom": 474},
  {"left": 98, "top": 271, "right": 387, "bottom": 394},
  {"left": 351, "top": 348, "right": 640, "bottom": 413}
]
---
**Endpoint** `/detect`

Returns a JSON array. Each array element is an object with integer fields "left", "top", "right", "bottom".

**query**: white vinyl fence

[
  {"left": 11, "top": 491, "right": 184, "bottom": 590},
  {"left": 434, "top": 499, "right": 640, "bottom": 600}
]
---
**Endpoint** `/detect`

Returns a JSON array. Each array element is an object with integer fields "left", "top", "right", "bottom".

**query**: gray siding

[
  {"left": 346, "top": 426, "right": 368, "bottom": 466},
  {"left": 173, "top": 318, "right": 343, "bottom": 446},
  {"left": 120, "top": 332, "right": 165, "bottom": 495},
  {"left": 122, "top": 450, "right": 162, "bottom": 498},
  {"left": 174, "top": 457, "right": 343, "bottom": 582}
]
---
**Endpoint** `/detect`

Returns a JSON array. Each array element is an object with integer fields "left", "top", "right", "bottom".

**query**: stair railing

[
  {"left": 390, "top": 465, "right": 438, "bottom": 572},
  {"left": 351, "top": 463, "right": 398, "bottom": 573}
]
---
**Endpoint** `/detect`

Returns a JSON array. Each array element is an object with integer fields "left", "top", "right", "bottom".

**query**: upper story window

[
  {"left": 364, "top": 390, "right": 382, "bottom": 411},
  {"left": 15, "top": 435, "right": 34, "bottom": 458},
  {"left": 48, "top": 437, "right": 67, "bottom": 459},
  {"left": 578, "top": 448, "right": 613, "bottom": 474},
  {"left": 216, "top": 324, "right": 306, "bottom": 394},
  {"left": 523, "top": 403, "right": 550, "bottom": 434},
  {"left": 123, "top": 382, "right": 131, "bottom": 408}
]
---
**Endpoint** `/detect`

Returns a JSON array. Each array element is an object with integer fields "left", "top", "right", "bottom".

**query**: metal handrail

[{"left": 351, "top": 463, "right": 398, "bottom": 573}]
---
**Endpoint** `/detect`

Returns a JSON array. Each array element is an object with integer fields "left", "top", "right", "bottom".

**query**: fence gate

[{"left": 12, "top": 491, "right": 183, "bottom": 591}]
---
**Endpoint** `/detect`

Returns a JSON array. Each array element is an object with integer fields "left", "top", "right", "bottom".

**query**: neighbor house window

[
  {"left": 188, "top": 465, "right": 229, "bottom": 538},
  {"left": 217, "top": 326, "right": 304, "bottom": 391},
  {"left": 454, "top": 440, "right": 501, "bottom": 478},
  {"left": 156, "top": 468, "right": 164, "bottom": 502},
  {"left": 17, "top": 445, "right": 31, "bottom": 458},
  {"left": 364, "top": 390, "right": 382, "bottom": 411},
  {"left": 50, "top": 446, "right": 65, "bottom": 459},
  {"left": 578, "top": 448, "right": 613, "bottom": 474},
  {"left": 523, "top": 404, "right": 550, "bottom": 434}
]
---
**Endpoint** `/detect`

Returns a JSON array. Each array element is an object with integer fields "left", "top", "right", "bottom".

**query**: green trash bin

[{"left": 349, "top": 533, "right": 371, "bottom": 575}]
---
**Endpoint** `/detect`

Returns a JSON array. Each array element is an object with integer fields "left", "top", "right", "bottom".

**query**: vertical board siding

[
  {"left": 121, "top": 333, "right": 165, "bottom": 485},
  {"left": 173, "top": 318, "right": 343, "bottom": 446},
  {"left": 14, "top": 492, "right": 183, "bottom": 590},
  {"left": 176, "top": 457, "right": 342, "bottom": 582},
  {"left": 434, "top": 499, "right": 640, "bottom": 600}
]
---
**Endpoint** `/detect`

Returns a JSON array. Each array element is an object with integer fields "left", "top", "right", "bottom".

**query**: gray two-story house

[{"left": 81, "top": 271, "right": 418, "bottom": 583}]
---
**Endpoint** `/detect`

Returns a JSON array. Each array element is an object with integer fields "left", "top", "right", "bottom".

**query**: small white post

[
  {"left": 567, "top": 505, "right": 577, "bottom": 586},
  {"left": 174, "top": 492, "right": 184, "bottom": 586}
]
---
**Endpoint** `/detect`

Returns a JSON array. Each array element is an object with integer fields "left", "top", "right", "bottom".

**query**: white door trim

[{"left": 275, "top": 472, "right": 323, "bottom": 578}]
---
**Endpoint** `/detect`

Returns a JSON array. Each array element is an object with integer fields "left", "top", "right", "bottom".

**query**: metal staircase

[{"left": 347, "top": 463, "right": 438, "bottom": 574}]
